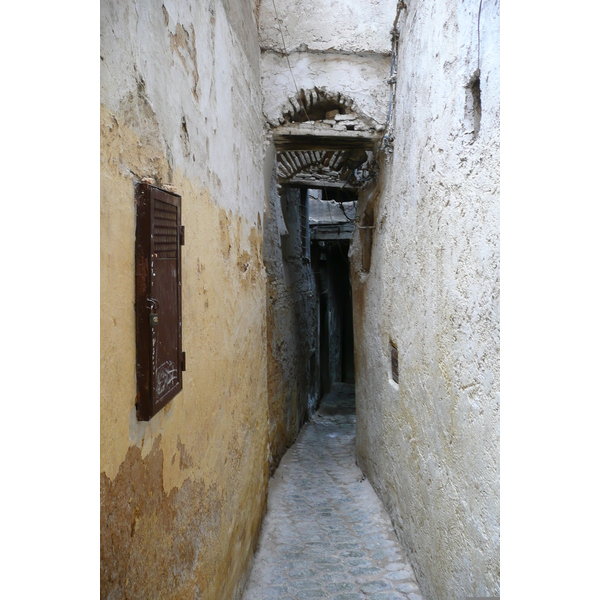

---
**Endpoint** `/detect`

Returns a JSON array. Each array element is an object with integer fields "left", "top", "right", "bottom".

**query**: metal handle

[{"left": 146, "top": 297, "right": 160, "bottom": 313}]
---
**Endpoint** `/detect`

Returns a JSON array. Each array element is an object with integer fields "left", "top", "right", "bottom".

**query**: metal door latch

[{"left": 147, "top": 297, "right": 160, "bottom": 328}]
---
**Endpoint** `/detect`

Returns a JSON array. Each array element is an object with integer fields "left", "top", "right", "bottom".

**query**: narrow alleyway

[
  {"left": 98, "top": 2, "right": 502, "bottom": 598},
  {"left": 242, "top": 383, "right": 424, "bottom": 600}
]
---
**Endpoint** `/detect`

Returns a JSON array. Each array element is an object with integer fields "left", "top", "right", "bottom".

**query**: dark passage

[
  {"left": 313, "top": 240, "right": 354, "bottom": 395},
  {"left": 309, "top": 188, "right": 356, "bottom": 401}
]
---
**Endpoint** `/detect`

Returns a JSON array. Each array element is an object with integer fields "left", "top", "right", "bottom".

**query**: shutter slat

[{"left": 135, "top": 182, "right": 184, "bottom": 421}]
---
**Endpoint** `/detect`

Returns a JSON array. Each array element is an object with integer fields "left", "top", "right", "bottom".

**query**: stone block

[{"left": 335, "top": 113, "right": 358, "bottom": 121}]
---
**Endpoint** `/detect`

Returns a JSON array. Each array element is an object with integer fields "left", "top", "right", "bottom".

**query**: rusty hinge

[
  {"left": 181, "top": 351, "right": 186, "bottom": 372},
  {"left": 180, "top": 225, "right": 185, "bottom": 246}
]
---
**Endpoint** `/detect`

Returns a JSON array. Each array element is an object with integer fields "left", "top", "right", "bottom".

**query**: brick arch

[
  {"left": 276, "top": 148, "right": 372, "bottom": 189},
  {"left": 275, "top": 87, "right": 376, "bottom": 128},
  {"left": 277, "top": 150, "right": 346, "bottom": 180}
]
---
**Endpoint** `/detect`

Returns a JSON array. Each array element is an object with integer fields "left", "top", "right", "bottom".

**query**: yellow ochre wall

[{"left": 100, "top": 1, "right": 270, "bottom": 598}]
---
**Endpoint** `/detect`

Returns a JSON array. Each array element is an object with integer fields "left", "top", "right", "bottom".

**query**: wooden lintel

[
  {"left": 285, "top": 178, "right": 358, "bottom": 190},
  {"left": 273, "top": 127, "right": 380, "bottom": 151}
]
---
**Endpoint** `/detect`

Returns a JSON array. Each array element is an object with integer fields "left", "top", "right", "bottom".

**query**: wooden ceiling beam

[{"left": 273, "top": 127, "right": 380, "bottom": 151}]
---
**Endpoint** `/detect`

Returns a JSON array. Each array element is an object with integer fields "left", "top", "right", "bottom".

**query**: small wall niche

[
  {"left": 390, "top": 340, "right": 399, "bottom": 385},
  {"left": 465, "top": 71, "right": 482, "bottom": 140}
]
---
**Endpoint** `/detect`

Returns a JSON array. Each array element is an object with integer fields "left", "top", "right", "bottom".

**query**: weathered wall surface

[
  {"left": 259, "top": 0, "right": 397, "bottom": 127},
  {"left": 259, "top": 0, "right": 397, "bottom": 53},
  {"left": 350, "top": 1, "right": 500, "bottom": 599},
  {"left": 100, "top": 1, "right": 269, "bottom": 598},
  {"left": 261, "top": 52, "right": 391, "bottom": 127},
  {"left": 258, "top": 0, "right": 396, "bottom": 452},
  {"left": 263, "top": 175, "right": 319, "bottom": 474}
]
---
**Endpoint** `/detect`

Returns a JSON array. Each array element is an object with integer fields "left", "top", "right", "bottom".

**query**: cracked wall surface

[
  {"left": 261, "top": 52, "right": 391, "bottom": 128},
  {"left": 263, "top": 175, "right": 319, "bottom": 475},
  {"left": 259, "top": 0, "right": 397, "bottom": 54},
  {"left": 100, "top": 1, "right": 269, "bottom": 598},
  {"left": 350, "top": 1, "right": 500, "bottom": 599},
  {"left": 258, "top": 0, "right": 397, "bottom": 129}
]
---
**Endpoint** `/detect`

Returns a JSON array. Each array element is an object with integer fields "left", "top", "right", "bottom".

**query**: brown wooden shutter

[{"left": 135, "top": 182, "right": 184, "bottom": 421}]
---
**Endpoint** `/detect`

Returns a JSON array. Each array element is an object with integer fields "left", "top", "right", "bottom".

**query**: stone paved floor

[{"left": 242, "top": 382, "right": 425, "bottom": 600}]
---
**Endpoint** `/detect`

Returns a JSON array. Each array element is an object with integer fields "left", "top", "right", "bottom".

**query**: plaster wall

[
  {"left": 350, "top": 1, "right": 500, "bottom": 599},
  {"left": 100, "top": 1, "right": 269, "bottom": 598},
  {"left": 261, "top": 52, "right": 391, "bottom": 127},
  {"left": 258, "top": 0, "right": 397, "bottom": 54},
  {"left": 259, "top": 0, "right": 397, "bottom": 127},
  {"left": 263, "top": 177, "right": 319, "bottom": 473}
]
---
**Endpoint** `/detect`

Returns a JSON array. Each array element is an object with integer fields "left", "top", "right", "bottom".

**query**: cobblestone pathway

[{"left": 242, "top": 383, "right": 425, "bottom": 600}]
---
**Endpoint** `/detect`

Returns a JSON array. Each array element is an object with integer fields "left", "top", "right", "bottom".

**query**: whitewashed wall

[
  {"left": 259, "top": 0, "right": 397, "bottom": 126},
  {"left": 101, "top": 0, "right": 265, "bottom": 225},
  {"left": 350, "top": 1, "right": 500, "bottom": 599},
  {"left": 259, "top": 0, "right": 397, "bottom": 53}
]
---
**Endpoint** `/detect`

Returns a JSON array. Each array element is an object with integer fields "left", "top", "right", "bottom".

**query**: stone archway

[
  {"left": 270, "top": 88, "right": 382, "bottom": 189},
  {"left": 272, "top": 86, "right": 379, "bottom": 131}
]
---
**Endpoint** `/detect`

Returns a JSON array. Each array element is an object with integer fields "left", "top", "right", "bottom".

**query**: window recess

[{"left": 135, "top": 182, "right": 185, "bottom": 421}]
